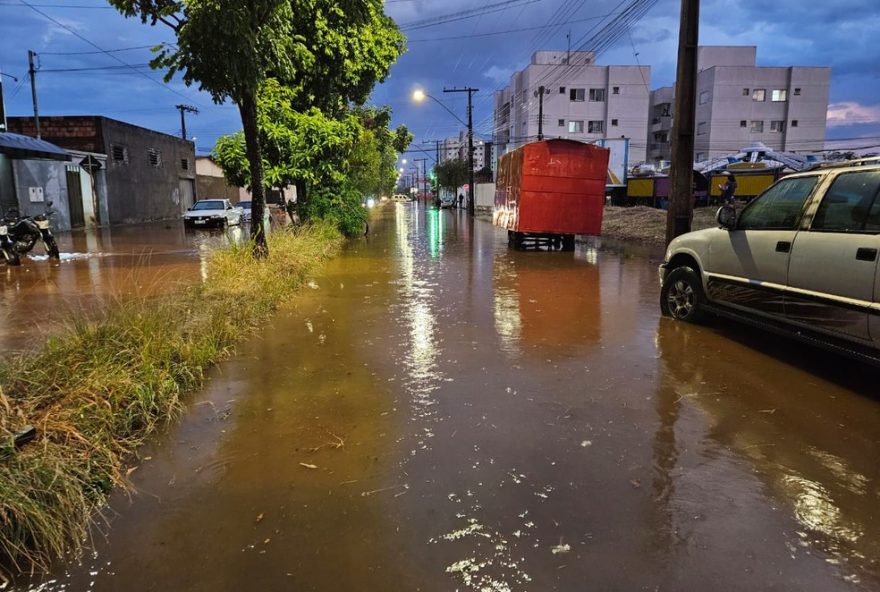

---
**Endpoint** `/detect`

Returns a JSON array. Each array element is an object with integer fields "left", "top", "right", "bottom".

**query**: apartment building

[
  {"left": 440, "top": 131, "right": 490, "bottom": 171},
  {"left": 493, "top": 51, "right": 650, "bottom": 163},
  {"left": 648, "top": 46, "right": 831, "bottom": 164}
]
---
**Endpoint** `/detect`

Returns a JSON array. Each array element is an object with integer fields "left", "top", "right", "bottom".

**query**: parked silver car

[
  {"left": 183, "top": 199, "right": 243, "bottom": 228},
  {"left": 660, "top": 158, "right": 880, "bottom": 362},
  {"left": 238, "top": 200, "right": 252, "bottom": 223}
]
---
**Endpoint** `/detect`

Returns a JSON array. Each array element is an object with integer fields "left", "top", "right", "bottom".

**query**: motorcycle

[
  {"left": 3, "top": 202, "right": 60, "bottom": 260},
  {"left": 0, "top": 220, "right": 21, "bottom": 266}
]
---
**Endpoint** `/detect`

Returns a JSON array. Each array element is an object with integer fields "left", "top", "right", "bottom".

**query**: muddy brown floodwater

[
  {"left": 17, "top": 204, "right": 880, "bottom": 591},
  {"left": 0, "top": 223, "right": 243, "bottom": 352}
]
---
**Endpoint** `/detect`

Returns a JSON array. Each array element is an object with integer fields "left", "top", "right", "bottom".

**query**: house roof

[{"left": 0, "top": 132, "right": 71, "bottom": 161}]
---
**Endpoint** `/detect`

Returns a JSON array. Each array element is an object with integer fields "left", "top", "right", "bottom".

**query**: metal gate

[
  {"left": 179, "top": 178, "right": 195, "bottom": 213},
  {"left": 65, "top": 166, "right": 85, "bottom": 228}
]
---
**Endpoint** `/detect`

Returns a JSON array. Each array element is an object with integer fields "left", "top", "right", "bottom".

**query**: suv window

[
  {"left": 812, "top": 171, "right": 880, "bottom": 232},
  {"left": 738, "top": 176, "right": 818, "bottom": 230}
]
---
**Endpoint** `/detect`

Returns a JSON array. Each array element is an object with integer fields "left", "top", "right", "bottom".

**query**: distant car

[
  {"left": 392, "top": 194, "right": 410, "bottom": 202},
  {"left": 183, "top": 199, "right": 242, "bottom": 228},
  {"left": 439, "top": 194, "right": 456, "bottom": 209},
  {"left": 238, "top": 200, "right": 252, "bottom": 223}
]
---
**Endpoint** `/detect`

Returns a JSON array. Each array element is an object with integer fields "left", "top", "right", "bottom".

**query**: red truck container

[{"left": 493, "top": 139, "right": 610, "bottom": 250}]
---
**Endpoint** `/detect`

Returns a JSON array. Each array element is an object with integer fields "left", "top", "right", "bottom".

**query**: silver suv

[{"left": 660, "top": 159, "right": 880, "bottom": 361}]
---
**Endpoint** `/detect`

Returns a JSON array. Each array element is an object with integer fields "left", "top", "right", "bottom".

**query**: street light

[{"left": 411, "top": 86, "right": 479, "bottom": 215}]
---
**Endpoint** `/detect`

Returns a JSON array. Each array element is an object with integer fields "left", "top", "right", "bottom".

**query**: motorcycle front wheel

[{"left": 45, "top": 237, "right": 60, "bottom": 259}]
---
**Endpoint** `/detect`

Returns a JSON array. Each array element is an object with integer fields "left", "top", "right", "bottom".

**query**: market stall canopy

[{"left": 0, "top": 132, "right": 71, "bottom": 161}]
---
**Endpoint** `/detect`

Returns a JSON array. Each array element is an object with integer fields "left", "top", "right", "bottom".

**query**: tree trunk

[{"left": 239, "top": 90, "right": 268, "bottom": 258}]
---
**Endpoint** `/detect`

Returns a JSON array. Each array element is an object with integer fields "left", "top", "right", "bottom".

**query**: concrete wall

[
  {"left": 195, "top": 157, "right": 249, "bottom": 203},
  {"left": 475, "top": 182, "right": 496, "bottom": 210},
  {"left": 11, "top": 159, "right": 73, "bottom": 231},
  {"left": 99, "top": 118, "right": 196, "bottom": 224},
  {"left": 8, "top": 116, "right": 104, "bottom": 153}
]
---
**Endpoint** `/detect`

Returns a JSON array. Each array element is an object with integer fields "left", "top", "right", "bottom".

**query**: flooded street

[
  {"left": 20, "top": 203, "right": 880, "bottom": 591},
  {"left": 0, "top": 223, "right": 242, "bottom": 351}
]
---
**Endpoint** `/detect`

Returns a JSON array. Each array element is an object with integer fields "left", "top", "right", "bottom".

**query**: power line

[
  {"left": 407, "top": 14, "right": 611, "bottom": 43},
  {"left": 399, "top": 0, "right": 541, "bottom": 31},
  {"left": 16, "top": 0, "right": 202, "bottom": 105},
  {"left": 39, "top": 44, "right": 160, "bottom": 56}
]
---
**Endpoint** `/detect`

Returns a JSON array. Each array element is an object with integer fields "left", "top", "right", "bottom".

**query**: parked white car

[
  {"left": 660, "top": 158, "right": 880, "bottom": 362},
  {"left": 183, "top": 199, "right": 243, "bottom": 228}
]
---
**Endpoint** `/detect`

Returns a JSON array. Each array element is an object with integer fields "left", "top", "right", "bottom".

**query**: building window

[
  {"left": 568, "top": 120, "right": 584, "bottom": 133},
  {"left": 698, "top": 91, "right": 710, "bottom": 105},
  {"left": 587, "top": 120, "right": 604, "bottom": 133},
  {"left": 569, "top": 88, "right": 585, "bottom": 102},
  {"left": 611, "top": 118, "right": 619, "bottom": 126},
  {"left": 696, "top": 152, "right": 706, "bottom": 161},
  {"left": 750, "top": 120, "right": 764, "bottom": 133},
  {"left": 559, "top": 86, "right": 566, "bottom": 94},
  {"left": 180, "top": 158, "right": 190, "bottom": 171},
  {"left": 111, "top": 144, "right": 128, "bottom": 164},
  {"left": 697, "top": 121, "right": 707, "bottom": 135},
  {"left": 740, "top": 120, "right": 748, "bottom": 128},
  {"left": 742, "top": 88, "right": 750, "bottom": 96},
  {"left": 791, "top": 120, "right": 799, "bottom": 127},
  {"left": 752, "top": 89, "right": 766, "bottom": 102},
  {"left": 521, "top": 89, "right": 527, "bottom": 103},
  {"left": 794, "top": 87, "right": 802, "bottom": 96},
  {"left": 558, "top": 119, "right": 565, "bottom": 127},
  {"left": 612, "top": 86, "right": 620, "bottom": 95},
  {"left": 147, "top": 148, "right": 162, "bottom": 167},
  {"left": 589, "top": 88, "right": 606, "bottom": 102},
  {"left": 771, "top": 89, "right": 787, "bottom": 102},
  {"left": 770, "top": 120, "right": 786, "bottom": 132}
]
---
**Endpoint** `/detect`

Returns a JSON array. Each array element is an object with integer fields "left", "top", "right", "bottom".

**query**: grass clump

[{"left": 0, "top": 223, "right": 341, "bottom": 576}]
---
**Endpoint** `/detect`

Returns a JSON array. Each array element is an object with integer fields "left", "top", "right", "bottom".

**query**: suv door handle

[
  {"left": 856, "top": 247, "right": 878, "bottom": 262},
  {"left": 776, "top": 241, "right": 792, "bottom": 253}
]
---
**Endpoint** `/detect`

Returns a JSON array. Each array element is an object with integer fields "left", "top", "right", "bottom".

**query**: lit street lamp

[{"left": 412, "top": 87, "right": 478, "bottom": 215}]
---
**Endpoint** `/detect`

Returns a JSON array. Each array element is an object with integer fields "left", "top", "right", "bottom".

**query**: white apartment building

[
  {"left": 440, "top": 131, "right": 489, "bottom": 171},
  {"left": 493, "top": 51, "right": 650, "bottom": 163},
  {"left": 648, "top": 46, "right": 831, "bottom": 164}
]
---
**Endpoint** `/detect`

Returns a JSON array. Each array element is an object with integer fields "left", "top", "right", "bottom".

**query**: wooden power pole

[{"left": 665, "top": 0, "right": 700, "bottom": 245}]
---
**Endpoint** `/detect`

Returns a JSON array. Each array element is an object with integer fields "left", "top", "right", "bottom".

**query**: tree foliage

[
  {"left": 434, "top": 158, "right": 470, "bottom": 192},
  {"left": 108, "top": 0, "right": 405, "bottom": 252},
  {"left": 213, "top": 80, "right": 412, "bottom": 237}
]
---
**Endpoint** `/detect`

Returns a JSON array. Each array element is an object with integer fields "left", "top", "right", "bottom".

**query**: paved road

[{"left": 20, "top": 203, "right": 880, "bottom": 591}]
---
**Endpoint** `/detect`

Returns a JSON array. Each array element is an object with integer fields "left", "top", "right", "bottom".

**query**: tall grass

[{"left": 0, "top": 223, "right": 342, "bottom": 575}]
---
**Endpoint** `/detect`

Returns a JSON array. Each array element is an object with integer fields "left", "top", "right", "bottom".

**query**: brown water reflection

[
  {"left": 0, "top": 223, "right": 243, "bottom": 351},
  {"left": 18, "top": 203, "right": 880, "bottom": 591}
]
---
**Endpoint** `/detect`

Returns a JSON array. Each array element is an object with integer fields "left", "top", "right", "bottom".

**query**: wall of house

[
  {"left": 11, "top": 159, "right": 73, "bottom": 231},
  {"left": 99, "top": 118, "right": 196, "bottom": 224},
  {"left": 195, "top": 157, "right": 249, "bottom": 203},
  {"left": 8, "top": 116, "right": 103, "bottom": 153}
]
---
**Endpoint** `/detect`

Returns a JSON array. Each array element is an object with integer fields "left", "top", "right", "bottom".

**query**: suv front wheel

[{"left": 661, "top": 266, "right": 706, "bottom": 323}]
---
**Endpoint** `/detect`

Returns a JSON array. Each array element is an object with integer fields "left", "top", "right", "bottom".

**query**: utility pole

[
  {"left": 665, "top": 0, "right": 700, "bottom": 245},
  {"left": 535, "top": 86, "right": 546, "bottom": 141},
  {"left": 175, "top": 104, "right": 199, "bottom": 140},
  {"left": 443, "top": 86, "right": 479, "bottom": 216},
  {"left": 0, "top": 71, "right": 14, "bottom": 133},
  {"left": 414, "top": 158, "right": 427, "bottom": 202},
  {"left": 28, "top": 50, "right": 40, "bottom": 139}
]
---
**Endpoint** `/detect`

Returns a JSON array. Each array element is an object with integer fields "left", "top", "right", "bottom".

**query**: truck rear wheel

[{"left": 561, "top": 235, "right": 575, "bottom": 251}]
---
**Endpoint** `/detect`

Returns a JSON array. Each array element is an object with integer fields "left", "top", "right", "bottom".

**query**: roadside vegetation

[{"left": 0, "top": 224, "right": 342, "bottom": 575}]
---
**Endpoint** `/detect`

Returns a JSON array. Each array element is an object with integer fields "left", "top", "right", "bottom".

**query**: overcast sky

[{"left": 1, "top": 0, "right": 878, "bottom": 161}]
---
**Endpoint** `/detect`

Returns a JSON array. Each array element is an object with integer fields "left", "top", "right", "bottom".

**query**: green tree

[
  {"left": 435, "top": 158, "right": 470, "bottom": 194},
  {"left": 107, "top": 0, "right": 404, "bottom": 254},
  {"left": 213, "top": 80, "right": 410, "bottom": 236}
]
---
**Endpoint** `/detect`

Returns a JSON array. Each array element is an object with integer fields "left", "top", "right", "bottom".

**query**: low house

[
  {"left": 8, "top": 116, "right": 196, "bottom": 226},
  {"left": 196, "top": 156, "right": 249, "bottom": 203},
  {"left": 0, "top": 132, "right": 89, "bottom": 232}
]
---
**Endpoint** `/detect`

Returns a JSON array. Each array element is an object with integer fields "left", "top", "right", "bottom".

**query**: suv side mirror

[{"left": 716, "top": 205, "right": 737, "bottom": 230}]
